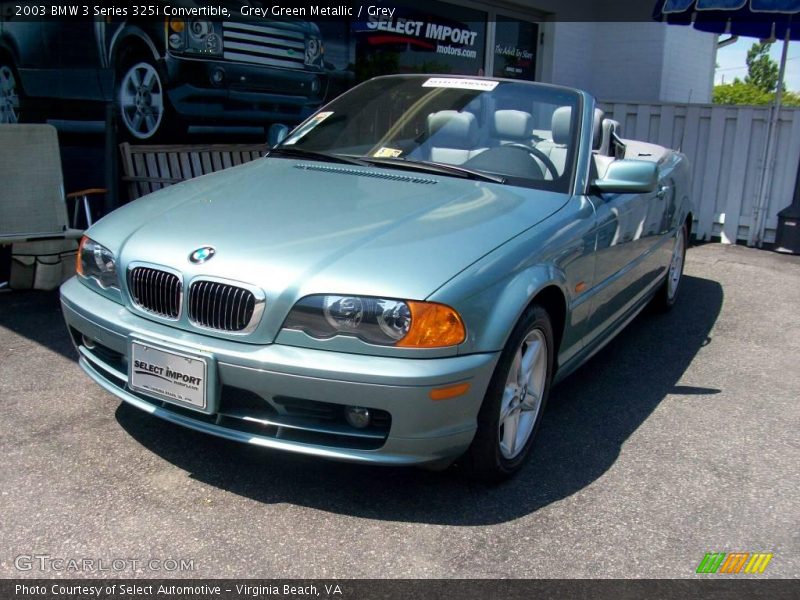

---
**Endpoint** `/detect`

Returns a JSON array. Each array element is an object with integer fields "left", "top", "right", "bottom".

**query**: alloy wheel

[
  {"left": 667, "top": 226, "right": 685, "bottom": 300},
  {"left": 498, "top": 328, "right": 548, "bottom": 460},
  {"left": 119, "top": 62, "right": 164, "bottom": 140},
  {"left": 0, "top": 65, "right": 20, "bottom": 124}
]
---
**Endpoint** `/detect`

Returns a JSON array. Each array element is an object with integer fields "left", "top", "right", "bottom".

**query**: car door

[
  {"left": 583, "top": 182, "right": 660, "bottom": 347},
  {"left": 39, "top": 1, "right": 104, "bottom": 101}
]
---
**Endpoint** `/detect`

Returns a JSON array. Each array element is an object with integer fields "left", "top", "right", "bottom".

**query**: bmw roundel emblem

[{"left": 189, "top": 246, "right": 216, "bottom": 264}]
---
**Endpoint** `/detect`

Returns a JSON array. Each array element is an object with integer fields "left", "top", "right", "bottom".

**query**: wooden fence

[{"left": 599, "top": 101, "right": 800, "bottom": 244}]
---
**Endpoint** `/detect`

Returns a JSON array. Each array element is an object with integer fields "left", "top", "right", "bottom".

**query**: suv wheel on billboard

[
  {"left": 116, "top": 55, "right": 183, "bottom": 141},
  {"left": 0, "top": 63, "right": 21, "bottom": 124}
]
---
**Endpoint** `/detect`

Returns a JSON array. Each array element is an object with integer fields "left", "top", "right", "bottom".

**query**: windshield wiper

[
  {"left": 359, "top": 156, "right": 506, "bottom": 184},
  {"left": 269, "top": 147, "right": 368, "bottom": 166}
]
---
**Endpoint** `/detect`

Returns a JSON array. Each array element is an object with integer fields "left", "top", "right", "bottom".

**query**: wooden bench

[{"left": 119, "top": 142, "right": 269, "bottom": 201}]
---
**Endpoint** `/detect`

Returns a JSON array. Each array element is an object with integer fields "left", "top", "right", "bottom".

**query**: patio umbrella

[{"left": 654, "top": 0, "right": 800, "bottom": 246}]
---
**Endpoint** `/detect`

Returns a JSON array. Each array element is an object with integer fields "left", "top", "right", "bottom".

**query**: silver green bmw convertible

[{"left": 60, "top": 75, "right": 692, "bottom": 480}]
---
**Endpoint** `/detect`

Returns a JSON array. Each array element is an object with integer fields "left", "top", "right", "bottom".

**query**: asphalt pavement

[{"left": 0, "top": 243, "right": 797, "bottom": 578}]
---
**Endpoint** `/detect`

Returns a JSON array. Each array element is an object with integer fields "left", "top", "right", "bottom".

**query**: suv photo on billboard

[{"left": 0, "top": 1, "right": 328, "bottom": 139}]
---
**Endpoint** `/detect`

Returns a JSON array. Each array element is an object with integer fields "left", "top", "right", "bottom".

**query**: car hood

[{"left": 90, "top": 157, "right": 567, "bottom": 320}]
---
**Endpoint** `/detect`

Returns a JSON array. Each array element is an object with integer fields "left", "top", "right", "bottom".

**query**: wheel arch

[
  {"left": 685, "top": 210, "right": 694, "bottom": 241},
  {"left": 0, "top": 33, "right": 21, "bottom": 65},
  {"left": 110, "top": 27, "right": 160, "bottom": 67},
  {"left": 469, "top": 263, "right": 570, "bottom": 368}
]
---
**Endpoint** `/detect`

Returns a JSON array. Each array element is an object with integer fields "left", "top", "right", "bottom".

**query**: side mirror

[
  {"left": 267, "top": 123, "right": 290, "bottom": 147},
  {"left": 592, "top": 160, "right": 658, "bottom": 194}
]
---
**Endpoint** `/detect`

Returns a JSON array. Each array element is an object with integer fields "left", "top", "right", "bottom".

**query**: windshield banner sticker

[
  {"left": 373, "top": 147, "right": 404, "bottom": 158},
  {"left": 283, "top": 111, "right": 334, "bottom": 145},
  {"left": 422, "top": 77, "right": 499, "bottom": 91}
]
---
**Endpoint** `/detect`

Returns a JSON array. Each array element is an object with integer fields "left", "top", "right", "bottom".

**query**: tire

[
  {"left": 0, "top": 61, "right": 22, "bottom": 124},
  {"left": 116, "top": 55, "right": 182, "bottom": 141},
  {"left": 652, "top": 222, "right": 688, "bottom": 313},
  {"left": 462, "top": 304, "right": 554, "bottom": 482}
]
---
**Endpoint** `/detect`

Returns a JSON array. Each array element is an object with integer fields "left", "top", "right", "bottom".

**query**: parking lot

[{"left": 0, "top": 243, "right": 797, "bottom": 578}]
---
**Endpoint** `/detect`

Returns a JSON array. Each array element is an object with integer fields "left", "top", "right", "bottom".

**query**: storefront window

[
  {"left": 493, "top": 16, "right": 538, "bottom": 81},
  {"left": 352, "top": 0, "right": 487, "bottom": 82}
]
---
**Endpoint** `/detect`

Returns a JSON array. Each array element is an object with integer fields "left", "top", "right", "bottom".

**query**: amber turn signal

[
  {"left": 76, "top": 236, "right": 88, "bottom": 277},
  {"left": 397, "top": 301, "right": 466, "bottom": 348},
  {"left": 169, "top": 18, "right": 185, "bottom": 32},
  {"left": 429, "top": 382, "right": 471, "bottom": 401}
]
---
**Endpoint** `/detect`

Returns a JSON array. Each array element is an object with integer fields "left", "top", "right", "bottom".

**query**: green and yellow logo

[{"left": 696, "top": 552, "right": 774, "bottom": 574}]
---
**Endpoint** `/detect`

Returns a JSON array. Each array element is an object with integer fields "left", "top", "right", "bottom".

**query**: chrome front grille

[
  {"left": 188, "top": 280, "right": 258, "bottom": 332},
  {"left": 223, "top": 21, "right": 306, "bottom": 69},
  {"left": 128, "top": 267, "right": 182, "bottom": 319}
]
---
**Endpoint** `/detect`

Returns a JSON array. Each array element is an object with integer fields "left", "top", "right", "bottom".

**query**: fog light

[
  {"left": 311, "top": 77, "right": 320, "bottom": 94},
  {"left": 344, "top": 406, "right": 370, "bottom": 429},
  {"left": 168, "top": 33, "right": 183, "bottom": 51},
  {"left": 210, "top": 67, "right": 225, "bottom": 86},
  {"left": 81, "top": 334, "right": 96, "bottom": 350}
]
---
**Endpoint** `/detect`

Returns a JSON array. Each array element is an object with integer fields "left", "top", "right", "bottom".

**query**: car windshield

[{"left": 276, "top": 75, "right": 582, "bottom": 193}]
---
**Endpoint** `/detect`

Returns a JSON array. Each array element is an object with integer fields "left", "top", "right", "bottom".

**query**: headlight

[
  {"left": 168, "top": 18, "right": 223, "bottom": 56},
  {"left": 305, "top": 37, "right": 323, "bottom": 65},
  {"left": 77, "top": 236, "right": 118, "bottom": 289},
  {"left": 283, "top": 295, "right": 466, "bottom": 348}
]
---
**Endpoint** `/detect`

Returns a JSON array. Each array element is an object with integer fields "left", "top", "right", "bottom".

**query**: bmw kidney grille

[{"left": 128, "top": 267, "right": 182, "bottom": 319}]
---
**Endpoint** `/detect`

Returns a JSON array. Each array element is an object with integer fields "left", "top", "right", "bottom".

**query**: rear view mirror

[
  {"left": 267, "top": 123, "right": 290, "bottom": 147},
  {"left": 592, "top": 160, "right": 658, "bottom": 194}
]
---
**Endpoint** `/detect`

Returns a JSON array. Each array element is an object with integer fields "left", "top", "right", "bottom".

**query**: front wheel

[{"left": 462, "top": 304, "right": 554, "bottom": 482}]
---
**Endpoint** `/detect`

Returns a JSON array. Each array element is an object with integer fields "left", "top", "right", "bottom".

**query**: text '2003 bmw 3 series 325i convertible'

[{"left": 61, "top": 75, "right": 692, "bottom": 481}]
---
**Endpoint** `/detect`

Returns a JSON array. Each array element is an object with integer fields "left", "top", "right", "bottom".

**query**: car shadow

[
  {"left": 113, "top": 274, "right": 723, "bottom": 525},
  {"left": 0, "top": 289, "right": 76, "bottom": 361}
]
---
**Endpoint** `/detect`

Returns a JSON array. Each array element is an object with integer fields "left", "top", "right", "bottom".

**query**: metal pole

[
  {"left": 104, "top": 102, "right": 118, "bottom": 214},
  {"left": 750, "top": 27, "right": 790, "bottom": 247}
]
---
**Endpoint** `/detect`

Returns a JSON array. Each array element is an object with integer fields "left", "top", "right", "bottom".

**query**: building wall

[
  {"left": 540, "top": 21, "right": 716, "bottom": 103},
  {"left": 590, "top": 22, "right": 667, "bottom": 102},
  {"left": 660, "top": 25, "right": 718, "bottom": 103}
]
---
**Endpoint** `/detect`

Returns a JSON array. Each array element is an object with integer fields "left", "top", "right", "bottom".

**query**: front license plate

[{"left": 129, "top": 342, "right": 208, "bottom": 411}]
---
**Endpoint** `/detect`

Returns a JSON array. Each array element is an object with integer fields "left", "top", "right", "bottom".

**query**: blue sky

[{"left": 715, "top": 37, "right": 800, "bottom": 90}]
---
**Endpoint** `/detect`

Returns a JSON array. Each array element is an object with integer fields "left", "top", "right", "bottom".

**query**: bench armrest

[
  {"left": 66, "top": 188, "right": 107, "bottom": 228},
  {"left": 66, "top": 188, "right": 107, "bottom": 200}
]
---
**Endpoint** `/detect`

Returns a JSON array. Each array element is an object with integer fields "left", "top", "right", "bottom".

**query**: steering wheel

[{"left": 503, "top": 143, "right": 560, "bottom": 180}]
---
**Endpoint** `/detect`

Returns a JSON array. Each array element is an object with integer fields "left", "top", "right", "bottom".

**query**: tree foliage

[
  {"left": 713, "top": 80, "right": 800, "bottom": 106},
  {"left": 744, "top": 42, "right": 780, "bottom": 93},
  {"left": 713, "top": 41, "right": 798, "bottom": 106}
]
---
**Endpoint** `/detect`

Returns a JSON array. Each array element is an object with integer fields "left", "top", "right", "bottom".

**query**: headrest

[
  {"left": 427, "top": 111, "right": 479, "bottom": 149},
  {"left": 599, "top": 118, "right": 622, "bottom": 156},
  {"left": 492, "top": 110, "right": 533, "bottom": 141},
  {"left": 551, "top": 107, "right": 572, "bottom": 145},
  {"left": 592, "top": 108, "right": 605, "bottom": 150},
  {"left": 551, "top": 107, "right": 605, "bottom": 148}
]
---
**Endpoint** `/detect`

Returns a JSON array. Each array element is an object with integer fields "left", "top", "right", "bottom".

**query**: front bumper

[
  {"left": 60, "top": 277, "right": 499, "bottom": 466},
  {"left": 163, "top": 55, "right": 326, "bottom": 123}
]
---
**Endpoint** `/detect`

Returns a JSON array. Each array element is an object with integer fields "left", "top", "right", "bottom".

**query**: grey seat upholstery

[
  {"left": 425, "top": 110, "right": 485, "bottom": 165},
  {"left": 598, "top": 118, "right": 622, "bottom": 157},
  {"left": 534, "top": 107, "right": 604, "bottom": 179},
  {"left": 491, "top": 110, "right": 534, "bottom": 145}
]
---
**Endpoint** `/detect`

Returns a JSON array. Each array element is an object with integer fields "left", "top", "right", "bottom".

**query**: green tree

[
  {"left": 744, "top": 42, "right": 780, "bottom": 92},
  {"left": 713, "top": 80, "right": 800, "bottom": 106}
]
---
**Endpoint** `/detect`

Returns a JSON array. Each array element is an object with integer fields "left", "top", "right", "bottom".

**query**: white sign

[
  {"left": 422, "top": 77, "right": 499, "bottom": 91},
  {"left": 129, "top": 342, "right": 207, "bottom": 411}
]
